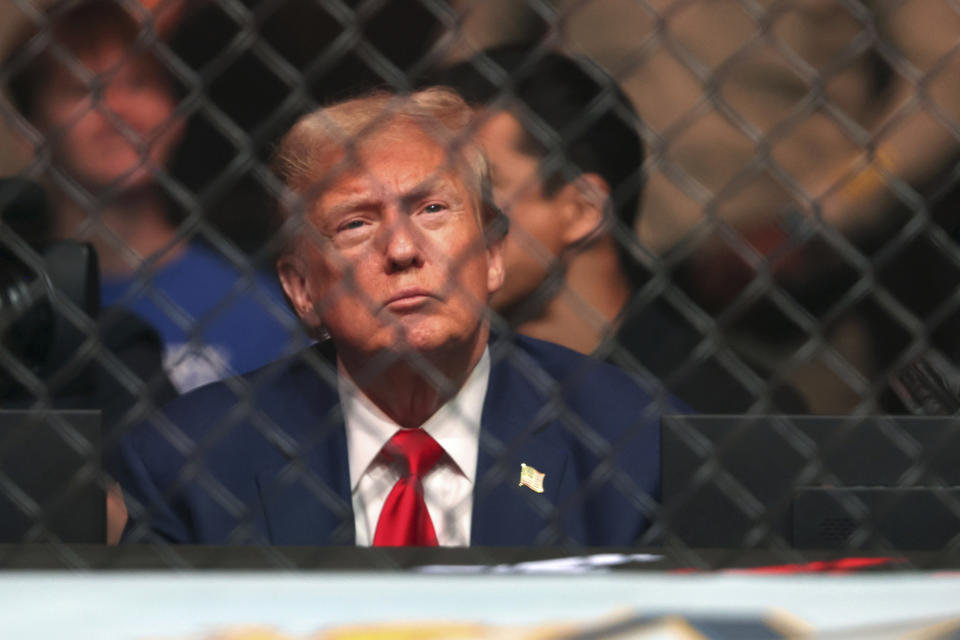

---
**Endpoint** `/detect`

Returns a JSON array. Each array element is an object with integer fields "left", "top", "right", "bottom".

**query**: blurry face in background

[
  {"left": 476, "top": 110, "right": 566, "bottom": 314},
  {"left": 32, "top": 38, "right": 182, "bottom": 190}
]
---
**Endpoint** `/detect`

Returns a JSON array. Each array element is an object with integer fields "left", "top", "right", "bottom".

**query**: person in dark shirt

[{"left": 438, "top": 47, "right": 805, "bottom": 412}]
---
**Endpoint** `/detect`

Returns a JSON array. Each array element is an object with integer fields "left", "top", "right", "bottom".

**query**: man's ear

[
  {"left": 559, "top": 173, "right": 611, "bottom": 247},
  {"left": 485, "top": 233, "right": 506, "bottom": 296},
  {"left": 277, "top": 253, "right": 322, "bottom": 326}
]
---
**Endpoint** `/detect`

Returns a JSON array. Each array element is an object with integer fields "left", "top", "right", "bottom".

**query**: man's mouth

[{"left": 384, "top": 288, "right": 436, "bottom": 311}]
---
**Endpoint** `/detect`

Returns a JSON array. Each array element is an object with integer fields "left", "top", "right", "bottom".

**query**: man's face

[
  {"left": 33, "top": 38, "right": 181, "bottom": 190},
  {"left": 476, "top": 111, "right": 566, "bottom": 314},
  {"left": 279, "top": 123, "right": 504, "bottom": 363}
]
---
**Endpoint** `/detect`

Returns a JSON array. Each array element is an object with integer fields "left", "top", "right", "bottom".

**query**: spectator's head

[
  {"left": 273, "top": 88, "right": 505, "bottom": 366},
  {"left": 438, "top": 47, "right": 645, "bottom": 314},
  {"left": 4, "top": 0, "right": 183, "bottom": 190}
]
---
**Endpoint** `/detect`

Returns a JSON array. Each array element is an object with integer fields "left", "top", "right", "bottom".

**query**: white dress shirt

[{"left": 339, "top": 349, "right": 490, "bottom": 546}]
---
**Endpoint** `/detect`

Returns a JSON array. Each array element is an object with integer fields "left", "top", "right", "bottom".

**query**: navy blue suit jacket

[{"left": 110, "top": 335, "right": 680, "bottom": 546}]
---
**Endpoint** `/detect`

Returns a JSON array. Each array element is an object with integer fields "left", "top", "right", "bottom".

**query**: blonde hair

[{"left": 272, "top": 87, "right": 503, "bottom": 245}]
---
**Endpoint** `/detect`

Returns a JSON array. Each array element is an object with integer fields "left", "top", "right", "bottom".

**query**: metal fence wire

[{"left": 0, "top": 0, "right": 959, "bottom": 567}]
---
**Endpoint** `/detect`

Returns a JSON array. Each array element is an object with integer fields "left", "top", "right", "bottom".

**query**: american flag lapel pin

[{"left": 519, "top": 463, "right": 545, "bottom": 493}]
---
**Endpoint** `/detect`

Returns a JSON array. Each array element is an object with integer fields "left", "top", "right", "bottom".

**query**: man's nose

[
  {"left": 101, "top": 84, "right": 143, "bottom": 135},
  {"left": 381, "top": 215, "right": 424, "bottom": 271}
]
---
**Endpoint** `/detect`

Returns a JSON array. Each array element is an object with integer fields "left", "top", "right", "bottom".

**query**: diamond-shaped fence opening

[{"left": 0, "top": 0, "right": 957, "bottom": 570}]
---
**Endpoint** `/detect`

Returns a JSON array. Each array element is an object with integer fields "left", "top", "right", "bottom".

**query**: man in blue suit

[{"left": 110, "top": 88, "right": 679, "bottom": 546}]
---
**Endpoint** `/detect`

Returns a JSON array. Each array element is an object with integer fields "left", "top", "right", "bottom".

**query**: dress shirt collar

[{"left": 339, "top": 348, "right": 490, "bottom": 492}]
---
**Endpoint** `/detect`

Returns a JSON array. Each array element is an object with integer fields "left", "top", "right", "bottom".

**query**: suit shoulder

[
  {"left": 503, "top": 334, "right": 681, "bottom": 410},
  {"left": 506, "top": 333, "right": 636, "bottom": 381},
  {"left": 154, "top": 345, "right": 336, "bottom": 434}
]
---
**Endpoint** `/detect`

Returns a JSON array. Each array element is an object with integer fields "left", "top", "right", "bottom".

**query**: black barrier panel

[
  {"left": 0, "top": 410, "right": 104, "bottom": 544},
  {"left": 661, "top": 415, "right": 960, "bottom": 550}
]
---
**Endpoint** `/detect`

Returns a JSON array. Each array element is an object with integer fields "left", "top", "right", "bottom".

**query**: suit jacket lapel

[
  {"left": 256, "top": 344, "right": 355, "bottom": 545},
  {"left": 471, "top": 344, "right": 571, "bottom": 545}
]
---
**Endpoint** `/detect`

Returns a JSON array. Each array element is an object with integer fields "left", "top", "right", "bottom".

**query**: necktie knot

[
  {"left": 372, "top": 428, "right": 445, "bottom": 546},
  {"left": 381, "top": 428, "right": 445, "bottom": 478}
]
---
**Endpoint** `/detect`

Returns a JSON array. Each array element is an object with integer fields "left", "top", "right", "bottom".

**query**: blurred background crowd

[{"left": 1, "top": 0, "right": 959, "bottom": 428}]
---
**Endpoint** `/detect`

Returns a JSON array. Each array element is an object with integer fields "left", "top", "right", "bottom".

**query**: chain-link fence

[{"left": 0, "top": 0, "right": 959, "bottom": 569}]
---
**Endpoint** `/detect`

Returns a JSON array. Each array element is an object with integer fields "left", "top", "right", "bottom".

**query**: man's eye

[
  {"left": 423, "top": 203, "right": 446, "bottom": 214},
  {"left": 339, "top": 219, "right": 368, "bottom": 232}
]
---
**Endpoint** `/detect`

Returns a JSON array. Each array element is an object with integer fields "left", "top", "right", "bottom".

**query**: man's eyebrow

[
  {"left": 399, "top": 176, "right": 463, "bottom": 208},
  {"left": 323, "top": 195, "right": 382, "bottom": 219},
  {"left": 321, "top": 176, "right": 463, "bottom": 217}
]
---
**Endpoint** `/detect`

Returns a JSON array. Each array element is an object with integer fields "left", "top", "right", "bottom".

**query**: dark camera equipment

[
  {"left": 0, "top": 178, "right": 106, "bottom": 543},
  {"left": 0, "top": 178, "right": 99, "bottom": 401}
]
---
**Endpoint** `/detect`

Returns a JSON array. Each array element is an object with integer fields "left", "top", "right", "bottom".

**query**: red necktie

[{"left": 373, "top": 428, "right": 445, "bottom": 546}]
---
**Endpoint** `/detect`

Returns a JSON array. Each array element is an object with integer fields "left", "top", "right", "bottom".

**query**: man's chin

[
  {"left": 392, "top": 320, "right": 488, "bottom": 357},
  {"left": 340, "top": 327, "right": 447, "bottom": 361},
  {"left": 492, "top": 273, "right": 564, "bottom": 325},
  {"left": 333, "top": 317, "right": 488, "bottom": 369},
  {"left": 72, "top": 160, "right": 157, "bottom": 193},
  {"left": 392, "top": 332, "right": 460, "bottom": 356}
]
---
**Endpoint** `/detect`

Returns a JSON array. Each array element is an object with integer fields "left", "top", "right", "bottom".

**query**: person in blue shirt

[
  {"left": 100, "top": 242, "right": 300, "bottom": 391},
  {"left": 4, "top": 0, "right": 300, "bottom": 391}
]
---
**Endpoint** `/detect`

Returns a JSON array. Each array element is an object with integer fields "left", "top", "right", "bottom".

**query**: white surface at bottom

[{"left": 0, "top": 572, "right": 958, "bottom": 639}]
